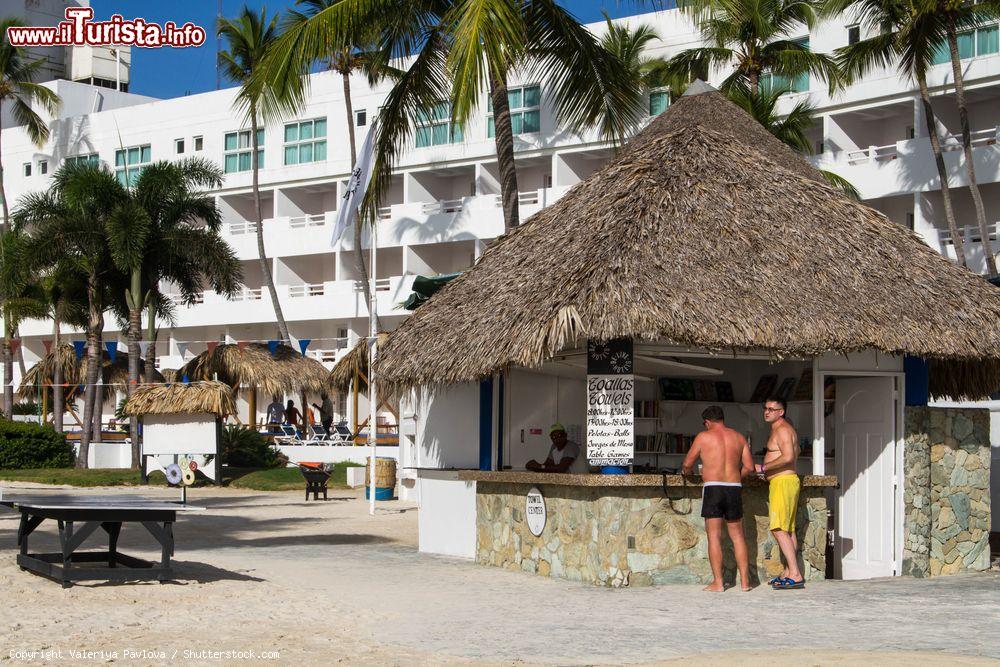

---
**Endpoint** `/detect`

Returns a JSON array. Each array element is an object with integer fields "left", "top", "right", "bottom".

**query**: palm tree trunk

[
  {"left": 489, "top": 71, "right": 520, "bottom": 231},
  {"left": 14, "top": 325, "right": 25, "bottom": 378},
  {"left": 749, "top": 70, "right": 760, "bottom": 98},
  {"left": 945, "top": 21, "right": 997, "bottom": 277},
  {"left": 127, "top": 270, "right": 142, "bottom": 468},
  {"left": 78, "top": 277, "right": 103, "bottom": 468},
  {"left": 1, "top": 330, "right": 12, "bottom": 418},
  {"left": 917, "top": 74, "right": 967, "bottom": 268},
  {"left": 144, "top": 301, "right": 156, "bottom": 382},
  {"left": 342, "top": 69, "right": 381, "bottom": 332},
  {"left": 0, "top": 113, "right": 8, "bottom": 230},
  {"left": 251, "top": 108, "right": 290, "bottom": 341},
  {"left": 52, "top": 310, "right": 63, "bottom": 432}
]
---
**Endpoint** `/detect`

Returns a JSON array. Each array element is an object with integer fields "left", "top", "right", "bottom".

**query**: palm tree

[
  {"left": 108, "top": 159, "right": 243, "bottom": 466},
  {"left": 829, "top": 0, "right": 969, "bottom": 267},
  {"left": 38, "top": 263, "right": 88, "bottom": 432},
  {"left": 218, "top": 7, "right": 291, "bottom": 342},
  {"left": 14, "top": 163, "right": 129, "bottom": 467},
  {"left": 257, "top": 0, "right": 642, "bottom": 233},
  {"left": 277, "top": 0, "right": 400, "bottom": 328},
  {"left": 665, "top": 0, "right": 841, "bottom": 97},
  {"left": 931, "top": 0, "right": 997, "bottom": 276},
  {"left": 0, "top": 17, "right": 61, "bottom": 227},
  {"left": 0, "top": 228, "right": 47, "bottom": 417}
]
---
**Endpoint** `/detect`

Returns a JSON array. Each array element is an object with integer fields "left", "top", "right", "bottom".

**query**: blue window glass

[{"left": 976, "top": 25, "right": 998, "bottom": 55}]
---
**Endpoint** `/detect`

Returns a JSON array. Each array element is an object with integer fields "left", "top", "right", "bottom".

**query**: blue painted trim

[
  {"left": 479, "top": 378, "right": 493, "bottom": 471},
  {"left": 496, "top": 373, "right": 505, "bottom": 470},
  {"left": 903, "top": 356, "right": 929, "bottom": 406}
]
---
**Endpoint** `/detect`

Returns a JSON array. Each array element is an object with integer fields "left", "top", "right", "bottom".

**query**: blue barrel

[{"left": 365, "top": 486, "right": 394, "bottom": 500}]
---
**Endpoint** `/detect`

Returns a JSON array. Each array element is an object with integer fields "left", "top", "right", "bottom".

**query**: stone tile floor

[{"left": 0, "top": 486, "right": 997, "bottom": 665}]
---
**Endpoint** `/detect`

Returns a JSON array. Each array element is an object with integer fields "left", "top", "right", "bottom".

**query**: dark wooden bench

[{"left": 299, "top": 464, "right": 331, "bottom": 501}]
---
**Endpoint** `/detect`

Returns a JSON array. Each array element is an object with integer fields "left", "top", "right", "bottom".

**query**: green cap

[{"left": 549, "top": 423, "right": 566, "bottom": 435}]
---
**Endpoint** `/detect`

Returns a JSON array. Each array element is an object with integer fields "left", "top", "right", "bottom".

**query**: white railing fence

[
  {"left": 229, "top": 220, "right": 259, "bottom": 235},
  {"left": 939, "top": 221, "right": 1000, "bottom": 246},
  {"left": 232, "top": 287, "right": 263, "bottom": 302},
  {"left": 289, "top": 213, "right": 327, "bottom": 228},
  {"left": 289, "top": 283, "right": 326, "bottom": 298}
]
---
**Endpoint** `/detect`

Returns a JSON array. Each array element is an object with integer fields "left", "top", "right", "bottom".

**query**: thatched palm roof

[
  {"left": 177, "top": 343, "right": 329, "bottom": 396},
  {"left": 19, "top": 345, "right": 164, "bottom": 399},
  {"left": 123, "top": 381, "right": 236, "bottom": 416},
  {"left": 328, "top": 334, "right": 388, "bottom": 391},
  {"left": 377, "top": 86, "right": 1000, "bottom": 397}
]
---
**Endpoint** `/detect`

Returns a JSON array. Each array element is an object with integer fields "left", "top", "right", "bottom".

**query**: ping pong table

[{"left": 1, "top": 493, "right": 203, "bottom": 588}]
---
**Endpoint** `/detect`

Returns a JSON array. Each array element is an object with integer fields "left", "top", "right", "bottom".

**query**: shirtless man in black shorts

[{"left": 682, "top": 406, "right": 755, "bottom": 591}]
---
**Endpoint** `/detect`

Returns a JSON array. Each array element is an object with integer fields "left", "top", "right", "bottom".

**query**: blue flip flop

[
  {"left": 772, "top": 577, "right": 805, "bottom": 589},
  {"left": 767, "top": 576, "right": 783, "bottom": 586}
]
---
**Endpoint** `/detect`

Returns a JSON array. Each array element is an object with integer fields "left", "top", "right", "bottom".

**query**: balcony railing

[
  {"left": 289, "top": 213, "right": 327, "bottom": 228},
  {"left": 232, "top": 287, "right": 263, "bottom": 302},
  {"left": 167, "top": 292, "right": 204, "bottom": 307},
  {"left": 289, "top": 283, "right": 326, "bottom": 298},
  {"left": 229, "top": 220, "right": 258, "bottom": 235},
  {"left": 845, "top": 126, "right": 999, "bottom": 165},
  {"left": 846, "top": 143, "right": 898, "bottom": 165},
  {"left": 376, "top": 206, "right": 392, "bottom": 221},
  {"left": 353, "top": 278, "right": 392, "bottom": 293},
  {"left": 940, "top": 221, "right": 1000, "bottom": 245},
  {"left": 421, "top": 199, "right": 464, "bottom": 215},
  {"left": 310, "top": 338, "right": 350, "bottom": 363},
  {"left": 517, "top": 190, "right": 540, "bottom": 206}
]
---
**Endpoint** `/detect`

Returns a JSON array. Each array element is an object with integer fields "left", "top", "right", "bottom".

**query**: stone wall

[
  {"left": 904, "top": 407, "right": 992, "bottom": 577},
  {"left": 476, "top": 482, "right": 828, "bottom": 587}
]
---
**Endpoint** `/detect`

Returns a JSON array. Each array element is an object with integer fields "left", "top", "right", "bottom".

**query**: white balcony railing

[
  {"left": 376, "top": 206, "right": 392, "bottom": 221},
  {"left": 940, "top": 221, "right": 1000, "bottom": 246},
  {"left": 232, "top": 287, "right": 263, "bottom": 302},
  {"left": 845, "top": 126, "right": 999, "bottom": 165},
  {"left": 310, "top": 338, "right": 350, "bottom": 363},
  {"left": 421, "top": 199, "right": 464, "bottom": 215},
  {"left": 518, "top": 190, "right": 540, "bottom": 206},
  {"left": 167, "top": 292, "right": 205, "bottom": 307},
  {"left": 942, "top": 127, "right": 1000, "bottom": 152},
  {"left": 289, "top": 213, "right": 327, "bottom": 228},
  {"left": 289, "top": 283, "right": 325, "bottom": 298},
  {"left": 353, "top": 278, "right": 392, "bottom": 293},
  {"left": 846, "top": 143, "right": 899, "bottom": 165},
  {"left": 229, "top": 220, "right": 258, "bottom": 235}
]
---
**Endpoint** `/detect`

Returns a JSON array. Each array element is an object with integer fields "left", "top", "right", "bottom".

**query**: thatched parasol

[
  {"left": 160, "top": 368, "right": 179, "bottom": 383},
  {"left": 327, "top": 333, "right": 389, "bottom": 391},
  {"left": 122, "top": 380, "right": 236, "bottom": 417},
  {"left": 377, "top": 83, "right": 1000, "bottom": 398},
  {"left": 178, "top": 343, "right": 329, "bottom": 395},
  {"left": 19, "top": 345, "right": 164, "bottom": 399}
]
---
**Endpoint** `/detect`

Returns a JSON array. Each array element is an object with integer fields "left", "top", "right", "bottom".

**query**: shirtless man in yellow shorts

[{"left": 754, "top": 396, "right": 804, "bottom": 589}]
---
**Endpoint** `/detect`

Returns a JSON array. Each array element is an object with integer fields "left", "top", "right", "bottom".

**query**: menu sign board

[{"left": 586, "top": 338, "right": 634, "bottom": 466}]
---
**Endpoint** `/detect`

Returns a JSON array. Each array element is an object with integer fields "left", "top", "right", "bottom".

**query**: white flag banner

[
  {"left": 331, "top": 120, "right": 379, "bottom": 248},
  {"left": 176, "top": 342, "right": 189, "bottom": 359},
  {"left": 138, "top": 341, "right": 151, "bottom": 357}
]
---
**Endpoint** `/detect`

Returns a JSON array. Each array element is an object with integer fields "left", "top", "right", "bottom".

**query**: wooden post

[
  {"left": 352, "top": 367, "right": 359, "bottom": 442},
  {"left": 247, "top": 385, "right": 257, "bottom": 429},
  {"left": 41, "top": 380, "right": 48, "bottom": 424}
]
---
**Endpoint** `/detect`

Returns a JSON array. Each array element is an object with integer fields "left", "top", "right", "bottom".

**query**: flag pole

[{"left": 368, "top": 220, "right": 378, "bottom": 516}]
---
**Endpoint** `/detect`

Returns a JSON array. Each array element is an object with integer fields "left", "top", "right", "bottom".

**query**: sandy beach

[{"left": 1, "top": 483, "right": 997, "bottom": 666}]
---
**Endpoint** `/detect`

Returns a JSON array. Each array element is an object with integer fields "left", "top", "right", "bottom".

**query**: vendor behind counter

[{"left": 525, "top": 423, "right": 589, "bottom": 474}]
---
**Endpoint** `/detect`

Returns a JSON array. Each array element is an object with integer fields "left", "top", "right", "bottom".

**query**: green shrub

[
  {"left": 12, "top": 401, "right": 41, "bottom": 416},
  {"left": 0, "top": 420, "right": 75, "bottom": 469},
  {"left": 220, "top": 425, "right": 284, "bottom": 468}
]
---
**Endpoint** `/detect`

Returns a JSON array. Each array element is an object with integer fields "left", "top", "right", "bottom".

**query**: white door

[{"left": 835, "top": 376, "right": 897, "bottom": 579}]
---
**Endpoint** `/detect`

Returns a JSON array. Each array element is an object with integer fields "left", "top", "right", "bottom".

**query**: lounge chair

[
  {"left": 329, "top": 423, "right": 354, "bottom": 445},
  {"left": 274, "top": 424, "right": 300, "bottom": 446},
  {"left": 303, "top": 424, "right": 331, "bottom": 445}
]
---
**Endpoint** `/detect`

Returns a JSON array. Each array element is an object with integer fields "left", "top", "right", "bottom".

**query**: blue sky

[{"left": 88, "top": 1, "right": 662, "bottom": 100}]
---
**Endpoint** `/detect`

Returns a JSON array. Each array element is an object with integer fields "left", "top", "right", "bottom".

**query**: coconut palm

[
  {"left": 256, "top": 0, "right": 642, "bottom": 232},
  {"left": 218, "top": 7, "right": 291, "bottom": 342},
  {"left": 0, "top": 228, "right": 47, "bottom": 417},
  {"left": 928, "top": 0, "right": 998, "bottom": 276},
  {"left": 829, "top": 0, "right": 969, "bottom": 267},
  {"left": 38, "top": 262, "right": 88, "bottom": 432},
  {"left": 13, "top": 163, "right": 129, "bottom": 466},
  {"left": 0, "top": 17, "right": 61, "bottom": 227},
  {"left": 665, "top": 0, "right": 841, "bottom": 97},
  {"left": 276, "top": 0, "right": 400, "bottom": 328},
  {"left": 107, "top": 158, "right": 243, "bottom": 466}
]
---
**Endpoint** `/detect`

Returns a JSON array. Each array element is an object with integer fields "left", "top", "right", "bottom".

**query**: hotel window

[
  {"left": 355, "top": 109, "right": 367, "bottom": 127},
  {"left": 649, "top": 89, "right": 670, "bottom": 116},
  {"left": 486, "top": 85, "right": 540, "bottom": 138},
  {"left": 65, "top": 153, "right": 99, "bottom": 167},
  {"left": 932, "top": 24, "right": 998, "bottom": 65},
  {"left": 283, "top": 118, "right": 327, "bottom": 165},
  {"left": 22, "top": 163, "right": 30, "bottom": 177},
  {"left": 175, "top": 138, "right": 185, "bottom": 154},
  {"left": 415, "top": 101, "right": 464, "bottom": 147},
  {"left": 39, "top": 160, "right": 48, "bottom": 175},
  {"left": 847, "top": 25, "right": 860, "bottom": 45},
  {"left": 114, "top": 144, "right": 151, "bottom": 186},
  {"left": 761, "top": 38, "right": 810, "bottom": 94},
  {"left": 223, "top": 129, "right": 264, "bottom": 173},
  {"left": 194, "top": 136, "right": 203, "bottom": 151}
]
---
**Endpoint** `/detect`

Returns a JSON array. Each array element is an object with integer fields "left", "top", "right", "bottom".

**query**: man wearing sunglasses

[{"left": 756, "top": 396, "right": 803, "bottom": 589}]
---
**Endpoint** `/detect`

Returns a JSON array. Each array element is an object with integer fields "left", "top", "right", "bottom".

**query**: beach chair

[
  {"left": 328, "top": 423, "right": 354, "bottom": 445},
  {"left": 274, "top": 424, "right": 301, "bottom": 446},
  {"left": 303, "top": 424, "right": 332, "bottom": 445}
]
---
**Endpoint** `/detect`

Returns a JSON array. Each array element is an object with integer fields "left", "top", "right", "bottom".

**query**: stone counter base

[{"left": 476, "top": 482, "right": 828, "bottom": 587}]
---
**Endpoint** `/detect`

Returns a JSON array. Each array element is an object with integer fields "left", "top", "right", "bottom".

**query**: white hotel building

[{"left": 1, "top": 6, "right": 999, "bottom": 427}]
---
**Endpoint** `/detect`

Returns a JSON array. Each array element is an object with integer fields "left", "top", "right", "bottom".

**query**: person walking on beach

[
  {"left": 265, "top": 395, "right": 285, "bottom": 433},
  {"left": 312, "top": 392, "right": 334, "bottom": 431},
  {"left": 682, "top": 406, "right": 755, "bottom": 592},
  {"left": 285, "top": 399, "right": 302, "bottom": 428},
  {"left": 755, "top": 396, "right": 804, "bottom": 589}
]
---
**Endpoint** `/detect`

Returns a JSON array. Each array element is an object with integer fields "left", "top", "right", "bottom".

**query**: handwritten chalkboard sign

[{"left": 586, "top": 338, "right": 634, "bottom": 466}]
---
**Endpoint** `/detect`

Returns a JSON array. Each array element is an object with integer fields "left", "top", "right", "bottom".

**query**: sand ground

[{"left": 0, "top": 483, "right": 997, "bottom": 666}]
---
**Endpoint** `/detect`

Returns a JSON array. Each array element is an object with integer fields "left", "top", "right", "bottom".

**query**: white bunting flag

[
  {"left": 331, "top": 120, "right": 378, "bottom": 248},
  {"left": 176, "top": 341, "right": 189, "bottom": 359},
  {"left": 138, "top": 341, "right": 151, "bottom": 357}
]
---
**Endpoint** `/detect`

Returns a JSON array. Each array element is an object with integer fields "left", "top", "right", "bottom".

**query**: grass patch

[{"left": 0, "top": 463, "right": 363, "bottom": 491}]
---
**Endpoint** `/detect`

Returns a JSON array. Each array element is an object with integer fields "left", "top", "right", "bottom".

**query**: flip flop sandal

[
  {"left": 767, "top": 576, "right": 783, "bottom": 586},
  {"left": 772, "top": 577, "right": 805, "bottom": 589}
]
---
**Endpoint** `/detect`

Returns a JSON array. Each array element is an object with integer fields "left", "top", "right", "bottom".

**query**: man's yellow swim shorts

[{"left": 768, "top": 474, "right": 801, "bottom": 532}]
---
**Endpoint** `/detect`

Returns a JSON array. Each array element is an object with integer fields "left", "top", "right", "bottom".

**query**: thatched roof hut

[
  {"left": 328, "top": 334, "right": 389, "bottom": 391},
  {"left": 19, "top": 345, "right": 165, "bottom": 399},
  {"left": 177, "top": 343, "right": 329, "bottom": 395},
  {"left": 122, "top": 380, "right": 236, "bottom": 417},
  {"left": 377, "top": 84, "right": 1000, "bottom": 398}
]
